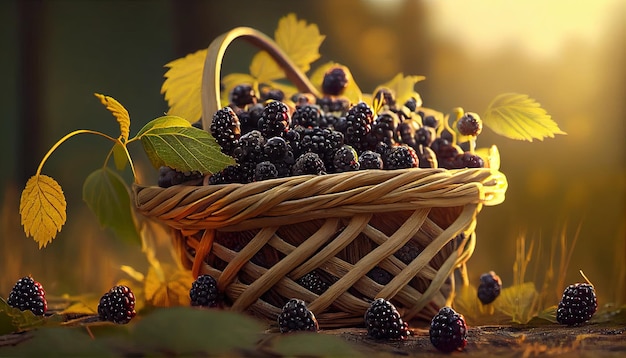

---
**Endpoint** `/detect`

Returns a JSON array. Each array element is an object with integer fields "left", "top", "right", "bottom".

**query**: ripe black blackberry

[
  {"left": 456, "top": 112, "right": 483, "bottom": 136},
  {"left": 321, "top": 66, "right": 349, "bottom": 96},
  {"left": 7, "top": 276, "right": 47, "bottom": 316},
  {"left": 343, "top": 102, "right": 374, "bottom": 153},
  {"left": 383, "top": 145, "right": 419, "bottom": 170},
  {"left": 236, "top": 103, "right": 264, "bottom": 134},
  {"left": 358, "top": 150, "right": 384, "bottom": 170},
  {"left": 556, "top": 283, "right": 597, "bottom": 326},
  {"left": 234, "top": 130, "right": 266, "bottom": 164},
  {"left": 421, "top": 114, "right": 440, "bottom": 129},
  {"left": 210, "top": 107, "right": 241, "bottom": 156},
  {"left": 414, "top": 126, "right": 436, "bottom": 147},
  {"left": 373, "top": 87, "right": 396, "bottom": 109},
  {"left": 296, "top": 270, "right": 330, "bottom": 295},
  {"left": 332, "top": 145, "right": 359, "bottom": 173},
  {"left": 291, "top": 104, "right": 325, "bottom": 128},
  {"left": 158, "top": 166, "right": 203, "bottom": 188},
  {"left": 229, "top": 84, "right": 257, "bottom": 108},
  {"left": 449, "top": 152, "right": 485, "bottom": 169},
  {"left": 477, "top": 271, "right": 502, "bottom": 304},
  {"left": 190, "top": 274, "right": 220, "bottom": 307},
  {"left": 364, "top": 298, "right": 410, "bottom": 340},
  {"left": 291, "top": 152, "right": 326, "bottom": 176},
  {"left": 367, "top": 267, "right": 392, "bottom": 285},
  {"left": 394, "top": 243, "right": 421, "bottom": 264},
  {"left": 259, "top": 86, "right": 285, "bottom": 102},
  {"left": 371, "top": 111, "right": 399, "bottom": 146},
  {"left": 430, "top": 138, "right": 463, "bottom": 168},
  {"left": 263, "top": 136, "right": 289, "bottom": 162},
  {"left": 429, "top": 306, "right": 467, "bottom": 353},
  {"left": 404, "top": 97, "right": 419, "bottom": 112},
  {"left": 395, "top": 121, "right": 417, "bottom": 148},
  {"left": 258, "top": 100, "right": 291, "bottom": 138},
  {"left": 278, "top": 298, "right": 319, "bottom": 333},
  {"left": 208, "top": 164, "right": 243, "bottom": 185},
  {"left": 254, "top": 161, "right": 279, "bottom": 181},
  {"left": 97, "top": 285, "right": 136, "bottom": 324},
  {"left": 317, "top": 96, "right": 350, "bottom": 114},
  {"left": 299, "top": 126, "right": 344, "bottom": 163}
]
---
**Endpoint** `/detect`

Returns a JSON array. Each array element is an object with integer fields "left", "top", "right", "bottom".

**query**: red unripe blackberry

[
  {"left": 429, "top": 306, "right": 467, "bottom": 353},
  {"left": 278, "top": 298, "right": 319, "bottom": 333},
  {"left": 7, "top": 276, "right": 47, "bottom": 316},
  {"left": 364, "top": 298, "right": 410, "bottom": 340},
  {"left": 321, "top": 66, "right": 349, "bottom": 96},
  {"left": 556, "top": 283, "right": 597, "bottom": 326},
  {"left": 98, "top": 285, "right": 136, "bottom": 324},
  {"left": 477, "top": 271, "right": 502, "bottom": 304},
  {"left": 190, "top": 274, "right": 220, "bottom": 307},
  {"left": 457, "top": 112, "right": 483, "bottom": 136}
]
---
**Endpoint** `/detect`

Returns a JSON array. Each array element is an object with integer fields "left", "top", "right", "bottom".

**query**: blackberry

[
  {"left": 258, "top": 100, "right": 290, "bottom": 138},
  {"left": 259, "top": 86, "right": 285, "bottom": 102},
  {"left": 332, "top": 145, "right": 359, "bottom": 173},
  {"left": 414, "top": 126, "right": 436, "bottom": 147},
  {"left": 422, "top": 114, "right": 440, "bottom": 129},
  {"left": 321, "top": 66, "right": 349, "bottom": 96},
  {"left": 292, "top": 152, "right": 326, "bottom": 176},
  {"left": 234, "top": 130, "right": 266, "bottom": 163},
  {"left": 299, "top": 126, "right": 344, "bottom": 163},
  {"left": 373, "top": 87, "right": 396, "bottom": 109},
  {"left": 317, "top": 96, "right": 350, "bottom": 114},
  {"left": 236, "top": 103, "right": 264, "bottom": 134},
  {"left": 364, "top": 298, "right": 410, "bottom": 340},
  {"left": 230, "top": 84, "right": 257, "bottom": 108},
  {"left": 296, "top": 270, "right": 330, "bottom": 295},
  {"left": 404, "top": 97, "right": 419, "bottom": 112},
  {"left": 430, "top": 138, "right": 463, "bottom": 168},
  {"left": 556, "top": 283, "right": 597, "bottom": 326},
  {"left": 263, "top": 136, "right": 289, "bottom": 162},
  {"left": 343, "top": 102, "right": 374, "bottom": 152},
  {"left": 255, "top": 161, "right": 279, "bottom": 181},
  {"left": 292, "top": 104, "right": 325, "bottom": 128},
  {"left": 367, "top": 267, "right": 392, "bottom": 285},
  {"left": 429, "top": 306, "right": 467, "bottom": 353},
  {"left": 372, "top": 111, "right": 399, "bottom": 146},
  {"left": 477, "top": 271, "right": 502, "bottom": 305},
  {"left": 358, "top": 150, "right": 384, "bottom": 170},
  {"left": 208, "top": 164, "right": 243, "bottom": 185},
  {"left": 395, "top": 121, "right": 417, "bottom": 148},
  {"left": 7, "top": 276, "right": 47, "bottom": 316},
  {"left": 384, "top": 145, "right": 419, "bottom": 170},
  {"left": 190, "top": 274, "right": 220, "bottom": 307},
  {"left": 278, "top": 298, "right": 319, "bottom": 333},
  {"left": 449, "top": 152, "right": 485, "bottom": 169},
  {"left": 97, "top": 285, "right": 136, "bottom": 324},
  {"left": 158, "top": 166, "right": 203, "bottom": 188},
  {"left": 456, "top": 112, "right": 483, "bottom": 136},
  {"left": 210, "top": 107, "right": 241, "bottom": 156},
  {"left": 394, "top": 243, "right": 421, "bottom": 264}
]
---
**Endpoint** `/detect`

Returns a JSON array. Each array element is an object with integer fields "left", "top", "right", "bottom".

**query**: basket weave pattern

[{"left": 133, "top": 168, "right": 506, "bottom": 327}]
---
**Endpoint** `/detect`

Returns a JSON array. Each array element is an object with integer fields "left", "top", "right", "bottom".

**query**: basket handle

[{"left": 201, "top": 27, "right": 321, "bottom": 129}]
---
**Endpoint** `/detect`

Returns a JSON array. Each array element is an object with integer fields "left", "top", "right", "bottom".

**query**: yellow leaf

[
  {"left": 494, "top": 282, "right": 540, "bottom": 324},
  {"left": 120, "top": 265, "right": 146, "bottom": 283},
  {"left": 161, "top": 49, "right": 207, "bottom": 123},
  {"left": 19, "top": 175, "right": 67, "bottom": 248},
  {"left": 483, "top": 93, "right": 566, "bottom": 141},
  {"left": 250, "top": 13, "right": 325, "bottom": 84},
  {"left": 374, "top": 73, "right": 425, "bottom": 110},
  {"left": 94, "top": 93, "right": 131, "bottom": 142},
  {"left": 144, "top": 263, "right": 194, "bottom": 307},
  {"left": 309, "top": 62, "right": 362, "bottom": 104}
]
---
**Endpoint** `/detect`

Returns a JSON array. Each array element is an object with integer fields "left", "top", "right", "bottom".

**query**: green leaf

[
  {"left": 137, "top": 116, "right": 235, "bottom": 174},
  {"left": 0, "top": 297, "right": 59, "bottom": 334},
  {"left": 112, "top": 142, "right": 128, "bottom": 170},
  {"left": 483, "top": 93, "right": 566, "bottom": 141},
  {"left": 131, "top": 307, "right": 264, "bottom": 356},
  {"left": 82, "top": 167, "right": 140, "bottom": 245},
  {"left": 0, "top": 327, "right": 115, "bottom": 357},
  {"left": 269, "top": 332, "right": 363, "bottom": 357}
]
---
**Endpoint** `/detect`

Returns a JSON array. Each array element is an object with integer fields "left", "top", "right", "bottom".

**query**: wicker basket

[{"left": 132, "top": 27, "right": 508, "bottom": 328}]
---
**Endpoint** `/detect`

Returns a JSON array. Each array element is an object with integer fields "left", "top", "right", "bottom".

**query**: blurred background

[{"left": 1, "top": 0, "right": 624, "bottom": 308}]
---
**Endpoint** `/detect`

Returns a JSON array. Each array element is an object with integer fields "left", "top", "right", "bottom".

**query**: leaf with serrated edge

[
  {"left": 135, "top": 115, "right": 191, "bottom": 137},
  {"left": 138, "top": 122, "right": 235, "bottom": 174},
  {"left": 94, "top": 93, "right": 131, "bottom": 142},
  {"left": 309, "top": 62, "right": 362, "bottom": 104},
  {"left": 161, "top": 49, "right": 207, "bottom": 123},
  {"left": 19, "top": 175, "right": 67, "bottom": 248},
  {"left": 144, "top": 264, "right": 193, "bottom": 307},
  {"left": 483, "top": 93, "right": 566, "bottom": 141},
  {"left": 374, "top": 73, "right": 425, "bottom": 110},
  {"left": 494, "top": 282, "right": 540, "bottom": 324},
  {"left": 82, "top": 168, "right": 140, "bottom": 245}
]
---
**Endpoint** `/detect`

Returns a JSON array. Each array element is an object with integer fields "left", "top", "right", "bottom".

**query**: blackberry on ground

[
  {"left": 358, "top": 150, "right": 384, "bottom": 170},
  {"left": 292, "top": 104, "right": 325, "bottom": 128},
  {"left": 98, "top": 285, "right": 136, "bottom": 324},
  {"left": 332, "top": 145, "right": 359, "bottom": 173},
  {"left": 556, "top": 283, "right": 597, "bottom": 326},
  {"left": 278, "top": 298, "right": 319, "bottom": 333},
  {"left": 477, "top": 271, "right": 502, "bottom": 305},
  {"left": 255, "top": 161, "right": 279, "bottom": 181},
  {"left": 296, "top": 270, "right": 330, "bottom": 295},
  {"left": 364, "top": 298, "right": 410, "bottom": 340},
  {"left": 208, "top": 165, "right": 243, "bottom": 185},
  {"left": 456, "top": 112, "right": 483, "bottom": 136},
  {"left": 321, "top": 66, "right": 349, "bottom": 96},
  {"left": 429, "top": 306, "right": 467, "bottom": 353},
  {"left": 229, "top": 84, "right": 257, "bottom": 108},
  {"left": 210, "top": 107, "right": 241, "bottom": 156},
  {"left": 7, "top": 276, "right": 47, "bottom": 316},
  {"left": 343, "top": 102, "right": 374, "bottom": 152},
  {"left": 258, "top": 100, "right": 291, "bottom": 138},
  {"left": 190, "top": 274, "right": 220, "bottom": 307},
  {"left": 291, "top": 152, "right": 326, "bottom": 176},
  {"left": 384, "top": 145, "right": 419, "bottom": 170}
]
